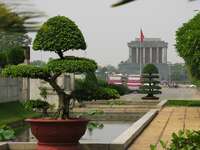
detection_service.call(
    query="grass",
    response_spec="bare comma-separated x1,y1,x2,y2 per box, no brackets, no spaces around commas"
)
166,100,200,107
0,101,40,126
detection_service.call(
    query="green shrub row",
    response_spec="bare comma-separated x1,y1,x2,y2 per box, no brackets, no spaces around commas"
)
166,100,200,107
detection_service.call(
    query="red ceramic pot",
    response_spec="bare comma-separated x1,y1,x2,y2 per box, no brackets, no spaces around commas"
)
26,118,89,150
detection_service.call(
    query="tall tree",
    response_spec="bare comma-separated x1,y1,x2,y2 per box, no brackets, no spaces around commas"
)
176,13,200,86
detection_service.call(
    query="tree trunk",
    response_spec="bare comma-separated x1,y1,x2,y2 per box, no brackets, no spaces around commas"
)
48,80,70,119
58,93,70,119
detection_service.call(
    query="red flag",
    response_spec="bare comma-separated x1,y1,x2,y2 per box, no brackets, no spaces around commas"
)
140,29,144,43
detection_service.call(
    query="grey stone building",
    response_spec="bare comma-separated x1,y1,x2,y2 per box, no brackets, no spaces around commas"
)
118,38,169,80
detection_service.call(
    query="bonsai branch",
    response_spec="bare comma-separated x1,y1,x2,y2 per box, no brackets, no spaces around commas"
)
56,50,64,59
51,73,62,81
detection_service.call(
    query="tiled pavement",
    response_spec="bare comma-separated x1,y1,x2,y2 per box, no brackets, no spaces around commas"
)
128,107,200,150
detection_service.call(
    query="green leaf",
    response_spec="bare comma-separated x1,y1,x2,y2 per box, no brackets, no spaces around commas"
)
3,130,15,140
150,144,157,150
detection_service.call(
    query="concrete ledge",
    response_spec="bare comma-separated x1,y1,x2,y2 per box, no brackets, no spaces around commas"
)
0,142,8,150
8,142,36,150
110,109,158,150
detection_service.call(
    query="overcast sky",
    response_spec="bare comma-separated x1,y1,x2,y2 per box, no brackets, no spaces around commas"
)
29,0,200,67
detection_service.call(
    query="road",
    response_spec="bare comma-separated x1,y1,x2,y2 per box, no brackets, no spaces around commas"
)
121,87,200,101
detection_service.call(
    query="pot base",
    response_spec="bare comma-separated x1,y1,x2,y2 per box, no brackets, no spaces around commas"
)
38,143,80,150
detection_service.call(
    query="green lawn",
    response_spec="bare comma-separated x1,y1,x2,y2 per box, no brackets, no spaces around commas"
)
166,100,200,107
0,101,40,126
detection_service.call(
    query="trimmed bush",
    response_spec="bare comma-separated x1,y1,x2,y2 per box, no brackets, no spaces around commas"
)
97,79,130,96
108,84,131,95
139,64,161,99
93,87,120,100
74,78,120,101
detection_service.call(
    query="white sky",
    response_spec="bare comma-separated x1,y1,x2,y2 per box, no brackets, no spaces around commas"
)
28,0,200,67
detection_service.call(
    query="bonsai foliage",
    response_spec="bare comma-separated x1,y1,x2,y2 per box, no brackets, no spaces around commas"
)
139,64,161,99
2,16,97,119
176,13,200,86
33,16,86,59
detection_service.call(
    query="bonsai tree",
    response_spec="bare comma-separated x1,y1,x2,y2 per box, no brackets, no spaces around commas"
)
176,13,200,86
1,16,97,119
139,64,161,99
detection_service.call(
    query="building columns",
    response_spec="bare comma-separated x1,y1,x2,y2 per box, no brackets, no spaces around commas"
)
143,47,145,64
164,47,167,63
156,47,159,63
150,47,152,63
136,48,139,64
129,47,132,63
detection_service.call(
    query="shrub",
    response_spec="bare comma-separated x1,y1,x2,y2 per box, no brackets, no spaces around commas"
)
93,87,120,100
74,78,120,101
23,99,50,116
150,130,200,150
73,89,94,102
97,79,109,87
97,79,130,96
108,84,131,95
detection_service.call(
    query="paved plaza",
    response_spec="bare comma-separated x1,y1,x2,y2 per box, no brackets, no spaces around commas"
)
122,87,200,101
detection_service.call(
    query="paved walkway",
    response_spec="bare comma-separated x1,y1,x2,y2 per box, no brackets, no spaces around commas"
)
128,107,200,150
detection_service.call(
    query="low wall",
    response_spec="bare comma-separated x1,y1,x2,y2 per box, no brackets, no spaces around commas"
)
0,78,25,103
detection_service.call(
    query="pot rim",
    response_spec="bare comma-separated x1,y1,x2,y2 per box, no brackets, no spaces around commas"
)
26,118,89,123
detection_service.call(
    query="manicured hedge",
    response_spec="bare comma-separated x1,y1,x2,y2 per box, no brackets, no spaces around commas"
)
166,100,200,107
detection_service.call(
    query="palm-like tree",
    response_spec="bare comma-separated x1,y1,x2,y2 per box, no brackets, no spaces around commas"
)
112,0,196,7
112,0,136,7
0,0,44,33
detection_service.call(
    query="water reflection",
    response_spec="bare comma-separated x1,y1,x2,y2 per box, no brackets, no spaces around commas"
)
15,121,132,143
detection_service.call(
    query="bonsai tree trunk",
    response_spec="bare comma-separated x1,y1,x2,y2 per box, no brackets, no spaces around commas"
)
48,79,71,119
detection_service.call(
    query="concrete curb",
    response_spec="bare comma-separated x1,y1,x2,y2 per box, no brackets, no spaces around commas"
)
157,99,168,109
110,109,158,150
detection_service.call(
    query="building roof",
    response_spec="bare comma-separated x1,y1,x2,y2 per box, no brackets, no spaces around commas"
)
128,38,168,48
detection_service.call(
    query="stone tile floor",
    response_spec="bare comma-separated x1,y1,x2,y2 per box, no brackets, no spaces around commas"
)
128,107,200,150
